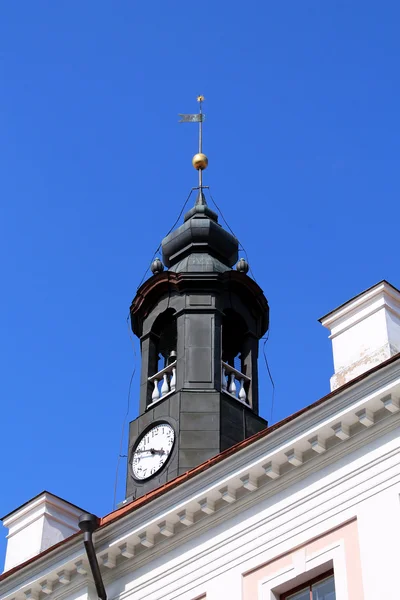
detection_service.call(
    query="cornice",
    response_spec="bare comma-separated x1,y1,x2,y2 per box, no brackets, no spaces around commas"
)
5,421,399,600
130,270,269,337
111,442,400,600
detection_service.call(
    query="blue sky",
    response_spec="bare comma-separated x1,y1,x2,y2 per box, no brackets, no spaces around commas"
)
1,1,400,565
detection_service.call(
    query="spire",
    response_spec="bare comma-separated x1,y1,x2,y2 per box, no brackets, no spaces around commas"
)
178,96,217,221
184,190,218,222
195,189,207,205
161,98,238,273
179,95,209,192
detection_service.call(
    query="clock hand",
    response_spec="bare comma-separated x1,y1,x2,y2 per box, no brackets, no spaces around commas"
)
136,448,166,455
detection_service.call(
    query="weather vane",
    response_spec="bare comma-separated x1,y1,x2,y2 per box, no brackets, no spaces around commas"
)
179,95,208,191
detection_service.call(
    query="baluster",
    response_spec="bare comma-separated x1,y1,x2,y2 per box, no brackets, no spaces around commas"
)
161,373,169,396
170,366,176,392
152,379,160,401
228,372,237,396
222,366,227,391
238,378,247,402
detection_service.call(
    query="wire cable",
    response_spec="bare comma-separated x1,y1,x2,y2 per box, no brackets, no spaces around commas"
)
207,190,258,282
208,189,274,419
112,317,137,510
207,190,238,238
209,187,273,417
136,189,195,289
113,188,196,507
262,332,276,423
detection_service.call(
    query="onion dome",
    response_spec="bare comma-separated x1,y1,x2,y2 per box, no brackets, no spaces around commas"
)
161,191,238,273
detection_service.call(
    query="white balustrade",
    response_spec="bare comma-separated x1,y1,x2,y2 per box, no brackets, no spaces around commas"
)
148,361,177,405
228,372,237,395
170,366,176,392
161,373,169,396
152,379,160,401
238,378,247,402
221,361,251,406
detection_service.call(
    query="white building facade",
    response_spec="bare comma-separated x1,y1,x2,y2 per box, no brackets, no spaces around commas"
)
1,280,400,600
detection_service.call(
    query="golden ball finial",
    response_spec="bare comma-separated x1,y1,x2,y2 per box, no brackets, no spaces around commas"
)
197,95,205,102
192,153,208,170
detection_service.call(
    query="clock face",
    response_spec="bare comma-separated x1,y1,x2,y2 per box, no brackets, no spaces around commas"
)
132,423,175,481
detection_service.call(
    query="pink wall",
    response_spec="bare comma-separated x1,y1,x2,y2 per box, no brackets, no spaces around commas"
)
243,519,363,599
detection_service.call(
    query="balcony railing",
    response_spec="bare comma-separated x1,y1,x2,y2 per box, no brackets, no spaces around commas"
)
148,361,177,405
148,360,250,407
221,361,251,406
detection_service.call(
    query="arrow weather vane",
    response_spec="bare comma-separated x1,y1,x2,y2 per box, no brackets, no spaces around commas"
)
179,95,208,190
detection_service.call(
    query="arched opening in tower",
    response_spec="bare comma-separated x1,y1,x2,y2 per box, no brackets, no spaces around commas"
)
222,308,248,373
147,308,177,405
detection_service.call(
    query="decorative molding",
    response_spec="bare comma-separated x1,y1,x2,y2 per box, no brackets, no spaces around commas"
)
23,589,39,600
99,419,400,599
241,474,259,491
100,553,117,569
139,532,154,548
158,520,175,537
309,435,326,454
74,560,87,575
177,510,194,527
4,434,400,600
258,540,347,600
39,580,53,595
112,455,400,600
357,408,374,427
220,487,236,504
382,394,400,413
119,542,135,558
263,462,280,479
199,499,215,515
332,422,350,440
99,368,400,559
285,450,303,467
57,570,71,585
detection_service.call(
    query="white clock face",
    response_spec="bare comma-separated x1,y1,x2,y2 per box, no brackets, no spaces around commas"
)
132,423,175,480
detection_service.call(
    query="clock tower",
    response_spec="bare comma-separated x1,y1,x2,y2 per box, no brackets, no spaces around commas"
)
125,99,269,500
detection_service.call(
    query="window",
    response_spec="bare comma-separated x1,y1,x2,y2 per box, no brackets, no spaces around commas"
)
282,572,335,600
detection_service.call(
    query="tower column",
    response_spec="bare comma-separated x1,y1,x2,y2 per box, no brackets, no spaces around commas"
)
242,334,260,412
139,332,159,414
177,306,223,391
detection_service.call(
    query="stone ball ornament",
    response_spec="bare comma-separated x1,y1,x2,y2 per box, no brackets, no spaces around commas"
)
151,258,164,275
236,258,249,274
192,153,208,170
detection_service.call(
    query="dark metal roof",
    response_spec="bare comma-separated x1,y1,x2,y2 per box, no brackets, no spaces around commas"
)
161,191,238,273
